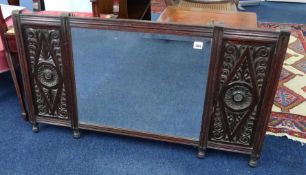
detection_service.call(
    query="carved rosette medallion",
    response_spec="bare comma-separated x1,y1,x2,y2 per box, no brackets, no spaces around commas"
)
224,84,253,111
24,27,69,120
209,41,273,146
37,63,60,88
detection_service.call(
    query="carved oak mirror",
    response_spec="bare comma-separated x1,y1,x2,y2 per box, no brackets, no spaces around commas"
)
13,12,290,167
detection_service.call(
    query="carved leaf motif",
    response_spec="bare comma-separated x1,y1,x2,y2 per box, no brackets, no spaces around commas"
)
24,27,69,120
224,109,248,135
209,41,273,146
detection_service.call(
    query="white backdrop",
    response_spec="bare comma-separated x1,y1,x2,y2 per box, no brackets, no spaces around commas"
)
44,0,92,12
0,4,25,18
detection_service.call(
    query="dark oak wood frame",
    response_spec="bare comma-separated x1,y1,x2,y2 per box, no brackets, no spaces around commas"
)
12,11,289,167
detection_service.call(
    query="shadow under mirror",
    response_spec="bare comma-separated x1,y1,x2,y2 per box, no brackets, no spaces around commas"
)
71,28,212,140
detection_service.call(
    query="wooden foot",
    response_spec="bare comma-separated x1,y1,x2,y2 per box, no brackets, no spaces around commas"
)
32,123,39,133
21,112,28,121
73,129,80,139
197,148,206,159
248,154,259,167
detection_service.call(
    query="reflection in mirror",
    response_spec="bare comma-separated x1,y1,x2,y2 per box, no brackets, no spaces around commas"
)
72,28,212,139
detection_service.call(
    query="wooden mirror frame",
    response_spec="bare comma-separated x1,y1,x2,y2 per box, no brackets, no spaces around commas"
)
12,11,289,167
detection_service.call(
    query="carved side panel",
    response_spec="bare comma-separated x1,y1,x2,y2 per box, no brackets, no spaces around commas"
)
208,40,274,146
23,27,69,120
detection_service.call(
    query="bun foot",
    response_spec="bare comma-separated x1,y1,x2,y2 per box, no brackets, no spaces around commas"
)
32,123,39,133
21,112,28,121
249,154,259,167
248,159,257,167
197,149,206,159
73,129,80,139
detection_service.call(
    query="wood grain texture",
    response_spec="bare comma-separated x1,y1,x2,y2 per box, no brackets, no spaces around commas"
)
157,6,257,29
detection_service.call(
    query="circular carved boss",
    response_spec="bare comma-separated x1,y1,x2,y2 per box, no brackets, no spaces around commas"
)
36,63,60,88
223,83,253,111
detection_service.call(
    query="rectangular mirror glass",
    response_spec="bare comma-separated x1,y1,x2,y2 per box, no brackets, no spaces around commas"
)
71,28,211,140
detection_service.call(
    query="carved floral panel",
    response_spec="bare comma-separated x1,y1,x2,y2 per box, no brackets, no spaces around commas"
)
23,27,69,120
208,40,275,146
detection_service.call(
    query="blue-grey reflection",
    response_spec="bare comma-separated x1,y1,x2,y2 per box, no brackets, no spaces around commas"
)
72,28,211,139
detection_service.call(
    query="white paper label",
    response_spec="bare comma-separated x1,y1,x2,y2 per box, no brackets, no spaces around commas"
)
193,41,203,50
